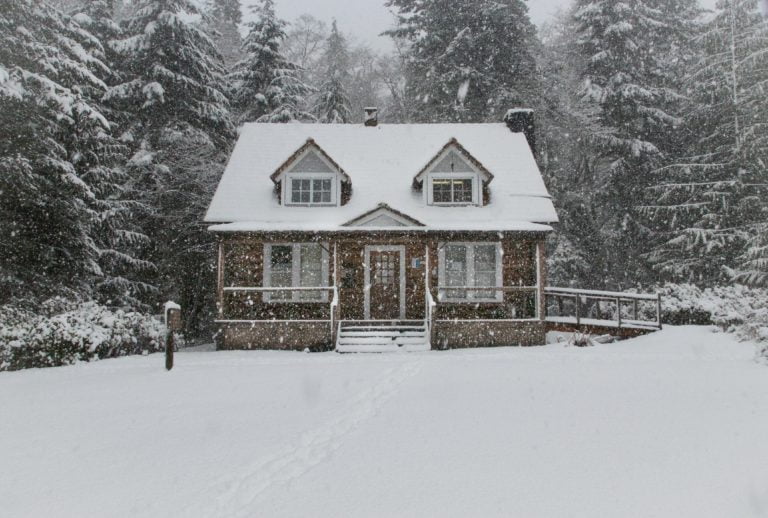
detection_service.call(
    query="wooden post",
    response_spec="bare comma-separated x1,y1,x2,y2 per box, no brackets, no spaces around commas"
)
164,301,181,371
656,293,663,329
575,294,581,326
331,242,338,342
217,241,224,318
165,330,174,371
425,243,434,348
616,297,622,328
633,299,638,321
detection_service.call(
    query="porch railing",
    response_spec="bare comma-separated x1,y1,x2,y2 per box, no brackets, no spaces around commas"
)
544,287,662,330
435,286,541,319
218,286,338,331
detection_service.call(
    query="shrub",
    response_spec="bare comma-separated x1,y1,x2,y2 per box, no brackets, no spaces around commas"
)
0,298,168,371
654,284,768,360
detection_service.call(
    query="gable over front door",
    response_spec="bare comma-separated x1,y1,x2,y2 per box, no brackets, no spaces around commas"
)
364,246,406,320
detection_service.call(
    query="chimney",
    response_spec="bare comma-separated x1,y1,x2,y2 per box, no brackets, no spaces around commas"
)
504,108,535,155
364,107,378,127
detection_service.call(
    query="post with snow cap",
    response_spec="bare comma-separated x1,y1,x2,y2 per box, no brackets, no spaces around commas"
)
364,107,378,127
164,301,181,371
504,108,535,155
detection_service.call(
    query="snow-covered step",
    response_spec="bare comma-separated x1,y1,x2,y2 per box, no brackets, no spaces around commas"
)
342,330,426,338
336,322,430,353
338,337,428,346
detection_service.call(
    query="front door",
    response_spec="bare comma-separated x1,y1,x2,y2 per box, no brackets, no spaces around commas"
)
366,248,403,320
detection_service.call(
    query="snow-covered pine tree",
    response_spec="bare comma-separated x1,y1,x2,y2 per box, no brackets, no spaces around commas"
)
736,227,768,286
61,0,156,307
385,0,541,123
107,0,234,331
646,0,768,285
108,0,233,146
0,0,129,303
536,9,609,288
229,0,313,123
207,0,243,68
315,20,351,123
571,0,700,288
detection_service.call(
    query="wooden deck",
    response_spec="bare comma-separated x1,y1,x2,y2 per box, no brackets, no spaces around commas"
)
544,287,662,337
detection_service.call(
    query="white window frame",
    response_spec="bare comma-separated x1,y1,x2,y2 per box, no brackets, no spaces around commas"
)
438,242,503,303
428,174,479,205
283,173,339,207
263,243,330,303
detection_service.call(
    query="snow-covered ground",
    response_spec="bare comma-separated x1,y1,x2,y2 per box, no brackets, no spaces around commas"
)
1,326,767,518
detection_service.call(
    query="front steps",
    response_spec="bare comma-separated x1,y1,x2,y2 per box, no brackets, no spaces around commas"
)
336,321,430,353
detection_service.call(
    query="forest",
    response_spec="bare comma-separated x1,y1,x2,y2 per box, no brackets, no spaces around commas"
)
0,0,766,366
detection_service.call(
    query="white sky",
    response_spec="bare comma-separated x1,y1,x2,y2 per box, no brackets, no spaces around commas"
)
243,0,721,52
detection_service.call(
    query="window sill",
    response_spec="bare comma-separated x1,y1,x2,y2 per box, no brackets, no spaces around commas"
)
263,299,330,304
284,203,338,207
437,299,505,304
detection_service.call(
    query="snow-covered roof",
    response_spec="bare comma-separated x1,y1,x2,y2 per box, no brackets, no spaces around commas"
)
205,123,558,232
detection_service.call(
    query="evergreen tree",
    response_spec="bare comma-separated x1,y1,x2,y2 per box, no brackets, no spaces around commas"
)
207,0,243,68
315,20,351,123
646,0,768,285
107,0,234,329
385,0,541,123
570,0,700,288
0,0,131,303
65,0,155,307
107,0,232,146
230,0,313,123
536,10,606,287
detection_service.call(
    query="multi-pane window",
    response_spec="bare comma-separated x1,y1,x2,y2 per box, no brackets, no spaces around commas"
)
431,178,474,204
268,245,294,301
264,243,328,302
289,178,333,205
439,243,502,302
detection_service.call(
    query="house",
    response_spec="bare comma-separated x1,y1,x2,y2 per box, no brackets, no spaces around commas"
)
205,108,559,352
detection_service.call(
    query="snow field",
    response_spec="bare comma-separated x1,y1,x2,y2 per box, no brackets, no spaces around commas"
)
1,326,767,517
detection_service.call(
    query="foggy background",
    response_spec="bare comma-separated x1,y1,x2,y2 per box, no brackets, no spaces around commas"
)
251,0,721,49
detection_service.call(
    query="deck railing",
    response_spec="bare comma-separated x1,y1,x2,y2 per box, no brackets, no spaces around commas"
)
544,287,662,330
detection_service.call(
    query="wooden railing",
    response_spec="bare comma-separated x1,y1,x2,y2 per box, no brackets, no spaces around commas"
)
544,287,662,330
436,286,540,319
218,286,337,326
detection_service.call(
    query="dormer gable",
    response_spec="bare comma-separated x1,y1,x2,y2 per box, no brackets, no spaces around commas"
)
414,139,492,207
270,139,349,207
342,203,425,228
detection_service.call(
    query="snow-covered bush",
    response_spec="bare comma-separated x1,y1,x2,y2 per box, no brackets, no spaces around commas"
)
0,299,167,371
656,284,768,357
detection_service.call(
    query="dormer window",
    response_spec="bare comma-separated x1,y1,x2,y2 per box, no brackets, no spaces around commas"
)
433,178,474,204
415,140,492,207
274,143,347,207
290,178,333,205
